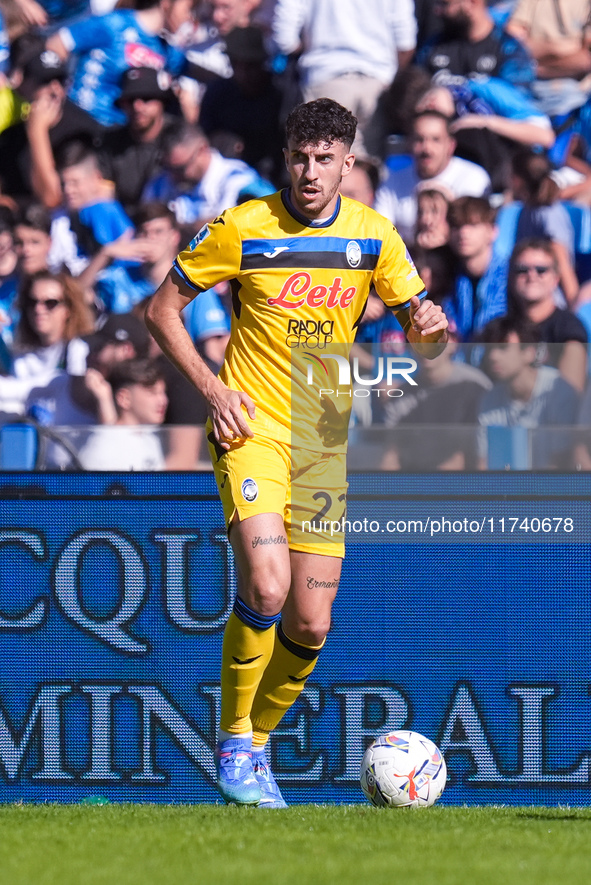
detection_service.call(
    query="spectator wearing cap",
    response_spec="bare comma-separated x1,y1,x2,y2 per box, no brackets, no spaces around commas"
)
199,26,283,183
99,67,178,216
45,0,216,130
132,288,229,469
0,34,103,208
24,312,152,428
142,119,273,233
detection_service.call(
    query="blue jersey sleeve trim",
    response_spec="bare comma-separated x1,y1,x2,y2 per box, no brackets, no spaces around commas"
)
391,288,427,313
172,260,204,293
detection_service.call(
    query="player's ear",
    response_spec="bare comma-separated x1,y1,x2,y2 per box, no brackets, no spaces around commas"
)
341,152,355,178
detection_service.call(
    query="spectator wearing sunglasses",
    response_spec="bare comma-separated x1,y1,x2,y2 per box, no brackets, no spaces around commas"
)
0,204,55,353
507,149,579,305
0,271,94,414
507,237,587,392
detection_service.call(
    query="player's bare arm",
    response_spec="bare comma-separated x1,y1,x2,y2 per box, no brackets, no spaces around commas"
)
406,294,449,358
145,270,255,448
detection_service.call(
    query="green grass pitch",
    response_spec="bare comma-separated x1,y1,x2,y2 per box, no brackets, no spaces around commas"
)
2,804,591,885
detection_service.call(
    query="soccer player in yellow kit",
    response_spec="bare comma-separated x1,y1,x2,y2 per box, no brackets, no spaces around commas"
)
146,99,448,807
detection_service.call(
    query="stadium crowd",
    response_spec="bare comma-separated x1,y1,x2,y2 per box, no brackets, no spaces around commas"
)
0,0,590,469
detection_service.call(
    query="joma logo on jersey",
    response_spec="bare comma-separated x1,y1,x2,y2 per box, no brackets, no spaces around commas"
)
268,272,356,310
286,319,334,348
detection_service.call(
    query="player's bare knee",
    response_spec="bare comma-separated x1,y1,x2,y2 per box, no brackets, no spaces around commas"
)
245,566,290,617
288,617,330,648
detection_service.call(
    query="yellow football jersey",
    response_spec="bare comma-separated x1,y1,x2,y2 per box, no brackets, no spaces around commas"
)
175,190,425,453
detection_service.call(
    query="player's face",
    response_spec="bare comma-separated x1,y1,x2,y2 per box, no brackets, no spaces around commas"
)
411,117,455,180
284,140,355,220
511,248,559,305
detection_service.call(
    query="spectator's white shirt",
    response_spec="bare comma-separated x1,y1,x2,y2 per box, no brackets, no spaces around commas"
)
78,426,165,470
48,213,91,277
374,156,492,243
0,339,89,415
272,0,416,88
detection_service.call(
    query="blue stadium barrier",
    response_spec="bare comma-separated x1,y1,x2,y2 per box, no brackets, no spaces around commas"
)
0,471,589,806
0,423,39,470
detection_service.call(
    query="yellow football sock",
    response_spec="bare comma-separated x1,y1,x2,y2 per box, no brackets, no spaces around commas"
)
219,607,278,735
251,622,324,748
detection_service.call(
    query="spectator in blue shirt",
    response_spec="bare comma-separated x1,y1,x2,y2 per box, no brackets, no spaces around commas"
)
143,120,274,232
443,196,508,341
76,201,181,314
50,141,134,280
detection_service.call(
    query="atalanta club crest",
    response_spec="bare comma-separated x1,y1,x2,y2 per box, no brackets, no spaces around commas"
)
346,241,361,268
241,478,258,502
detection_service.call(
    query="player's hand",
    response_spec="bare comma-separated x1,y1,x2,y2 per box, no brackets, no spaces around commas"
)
209,386,255,450
408,295,448,343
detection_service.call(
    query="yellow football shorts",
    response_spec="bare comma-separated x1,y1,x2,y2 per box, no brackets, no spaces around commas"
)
207,431,348,557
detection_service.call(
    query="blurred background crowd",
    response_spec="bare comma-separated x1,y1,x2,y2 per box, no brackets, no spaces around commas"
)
0,0,590,470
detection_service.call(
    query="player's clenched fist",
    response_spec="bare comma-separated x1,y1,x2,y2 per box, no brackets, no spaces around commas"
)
408,295,448,343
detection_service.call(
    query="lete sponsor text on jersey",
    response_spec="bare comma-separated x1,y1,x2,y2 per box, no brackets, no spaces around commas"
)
268,273,356,310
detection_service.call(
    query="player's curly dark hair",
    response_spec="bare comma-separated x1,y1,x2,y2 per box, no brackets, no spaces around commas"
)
285,99,357,149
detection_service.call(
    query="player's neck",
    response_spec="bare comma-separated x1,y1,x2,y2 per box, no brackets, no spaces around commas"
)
285,188,340,226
